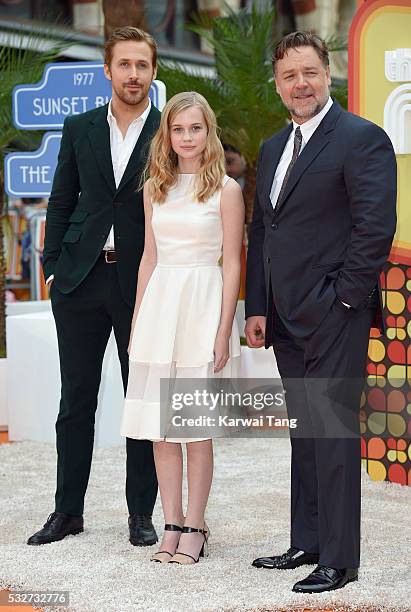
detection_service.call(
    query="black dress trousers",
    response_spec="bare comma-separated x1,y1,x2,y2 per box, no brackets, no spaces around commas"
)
272,296,377,569
50,257,158,516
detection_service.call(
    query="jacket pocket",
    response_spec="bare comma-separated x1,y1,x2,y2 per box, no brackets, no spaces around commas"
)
63,229,82,243
312,260,344,269
69,209,89,223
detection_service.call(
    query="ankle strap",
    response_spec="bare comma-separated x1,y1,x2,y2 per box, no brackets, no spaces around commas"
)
182,526,205,534
164,524,183,532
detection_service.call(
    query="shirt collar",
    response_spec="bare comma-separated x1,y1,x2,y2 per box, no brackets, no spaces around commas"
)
107,98,152,126
292,97,333,142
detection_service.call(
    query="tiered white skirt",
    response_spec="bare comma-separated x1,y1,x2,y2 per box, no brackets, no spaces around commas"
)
121,264,241,442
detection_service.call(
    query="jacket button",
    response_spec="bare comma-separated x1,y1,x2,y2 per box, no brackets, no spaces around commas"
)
101,234,106,238
266,256,270,264
113,201,123,208
271,222,278,230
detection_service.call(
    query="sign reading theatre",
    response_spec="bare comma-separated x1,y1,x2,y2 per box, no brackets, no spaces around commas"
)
5,133,62,197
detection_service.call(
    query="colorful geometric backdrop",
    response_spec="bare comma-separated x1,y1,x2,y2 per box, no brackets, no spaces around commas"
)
362,263,411,485
349,0,411,485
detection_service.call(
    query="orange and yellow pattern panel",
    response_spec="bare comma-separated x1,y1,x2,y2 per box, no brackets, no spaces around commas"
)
362,263,411,485
349,0,411,485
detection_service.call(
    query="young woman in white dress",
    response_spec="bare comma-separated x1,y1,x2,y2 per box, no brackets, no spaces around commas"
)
121,91,244,564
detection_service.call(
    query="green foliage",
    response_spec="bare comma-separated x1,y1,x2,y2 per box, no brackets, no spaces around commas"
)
0,34,66,155
325,34,349,54
330,82,348,110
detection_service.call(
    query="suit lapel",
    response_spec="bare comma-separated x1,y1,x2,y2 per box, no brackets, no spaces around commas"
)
88,105,116,194
262,124,293,208
274,128,330,214
116,105,161,195
275,101,342,215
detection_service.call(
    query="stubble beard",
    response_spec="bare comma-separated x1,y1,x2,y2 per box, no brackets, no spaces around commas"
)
288,91,329,121
114,83,149,107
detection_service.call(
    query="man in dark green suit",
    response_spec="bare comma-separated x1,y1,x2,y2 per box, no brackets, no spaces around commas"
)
28,27,161,546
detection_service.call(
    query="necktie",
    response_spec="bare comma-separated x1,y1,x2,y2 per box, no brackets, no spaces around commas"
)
276,126,303,208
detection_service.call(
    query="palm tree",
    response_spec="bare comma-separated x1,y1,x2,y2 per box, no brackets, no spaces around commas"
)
157,3,348,222
0,37,64,357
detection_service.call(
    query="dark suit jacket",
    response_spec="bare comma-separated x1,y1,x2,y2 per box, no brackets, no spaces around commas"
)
245,101,397,344
43,103,161,306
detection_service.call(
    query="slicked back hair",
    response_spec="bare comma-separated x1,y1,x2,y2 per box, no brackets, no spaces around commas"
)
104,26,157,69
272,31,329,74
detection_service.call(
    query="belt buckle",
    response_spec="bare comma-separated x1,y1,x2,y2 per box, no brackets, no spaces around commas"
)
105,251,116,264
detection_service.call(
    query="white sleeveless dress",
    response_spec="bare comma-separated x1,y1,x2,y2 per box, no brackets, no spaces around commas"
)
121,174,241,442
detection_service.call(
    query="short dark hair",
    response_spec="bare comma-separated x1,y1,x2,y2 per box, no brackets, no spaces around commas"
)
104,26,157,69
272,31,329,73
223,143,241,155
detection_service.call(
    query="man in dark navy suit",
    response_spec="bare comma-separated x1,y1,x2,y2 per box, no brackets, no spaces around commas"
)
245,32,397,593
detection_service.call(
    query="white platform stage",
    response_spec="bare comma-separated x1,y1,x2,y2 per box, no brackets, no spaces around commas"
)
6,301,278,448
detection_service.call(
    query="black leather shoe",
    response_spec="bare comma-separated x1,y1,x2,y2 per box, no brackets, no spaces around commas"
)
128,514,158,546
292,565,358,593
27,512,83,545
252,546,319,569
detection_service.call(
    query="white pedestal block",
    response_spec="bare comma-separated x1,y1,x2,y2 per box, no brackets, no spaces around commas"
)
6,300,51,317
0,358,7,428
7,310,124,448
6,304,279,447
240,345,279,379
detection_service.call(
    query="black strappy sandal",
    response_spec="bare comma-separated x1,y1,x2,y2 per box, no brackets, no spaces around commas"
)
150,524,183,563
169,523,210,564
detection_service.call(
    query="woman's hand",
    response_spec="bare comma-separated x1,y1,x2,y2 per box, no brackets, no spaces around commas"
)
213,329,230,373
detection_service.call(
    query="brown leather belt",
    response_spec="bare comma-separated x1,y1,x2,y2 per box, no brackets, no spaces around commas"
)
101,250,117,263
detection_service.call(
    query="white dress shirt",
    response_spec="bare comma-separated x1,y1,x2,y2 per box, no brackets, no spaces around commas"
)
270,97,333,209
104,98,152,250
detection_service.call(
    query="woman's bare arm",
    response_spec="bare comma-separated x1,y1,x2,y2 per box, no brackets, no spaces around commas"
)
214,178,245,372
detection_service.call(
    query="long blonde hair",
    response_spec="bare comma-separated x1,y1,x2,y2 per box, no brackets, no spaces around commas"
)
145,92,226,203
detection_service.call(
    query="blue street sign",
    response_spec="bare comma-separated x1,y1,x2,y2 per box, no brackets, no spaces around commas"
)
13,61,166,129
5,132,62,197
